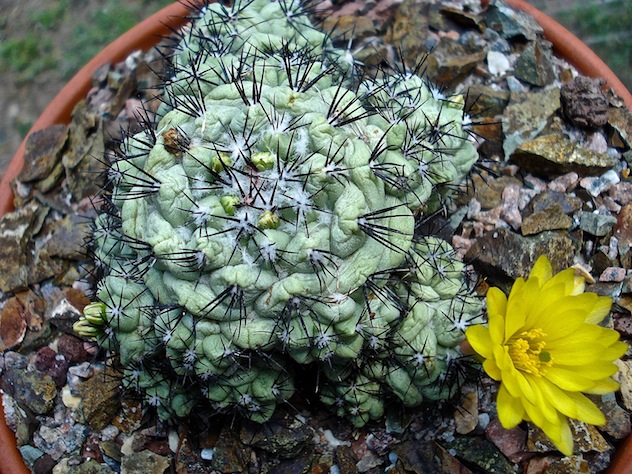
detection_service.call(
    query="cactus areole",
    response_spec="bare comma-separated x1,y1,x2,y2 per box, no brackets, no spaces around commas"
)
77,0,483,426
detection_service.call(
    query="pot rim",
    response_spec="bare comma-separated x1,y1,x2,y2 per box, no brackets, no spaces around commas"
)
0,1,630,472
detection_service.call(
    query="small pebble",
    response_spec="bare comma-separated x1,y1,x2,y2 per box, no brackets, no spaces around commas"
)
487,51,511,76
599,267,626,282
580,169,620,197
548,171,579,192
200,448,214,460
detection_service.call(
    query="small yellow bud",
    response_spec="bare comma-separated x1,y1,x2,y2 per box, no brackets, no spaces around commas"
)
211,152,232,173
220,196,240,215
83,302,107,325
257,210,280,229
251,151,275,171
73,318,101,339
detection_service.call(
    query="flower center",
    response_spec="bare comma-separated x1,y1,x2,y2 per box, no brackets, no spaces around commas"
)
507,328,552,376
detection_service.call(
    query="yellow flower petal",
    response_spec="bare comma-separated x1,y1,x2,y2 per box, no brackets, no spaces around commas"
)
584,295,613,324
527,294,597,337
482,359,502,381
571,392,606,426
486,287,507,345
529,255,552,287
497,384,524,429
541,416,574,456
545,365,612,391
465,325,494,359
536,377,605,425
548,342,614,366
585,377,620,395
506,276,539,339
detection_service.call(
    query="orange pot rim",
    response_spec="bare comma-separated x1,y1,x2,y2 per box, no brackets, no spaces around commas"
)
0,1,630,473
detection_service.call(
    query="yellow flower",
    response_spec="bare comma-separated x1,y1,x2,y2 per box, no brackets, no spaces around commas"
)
465,255,627,455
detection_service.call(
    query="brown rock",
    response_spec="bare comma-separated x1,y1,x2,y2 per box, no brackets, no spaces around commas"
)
614,359,632,411
0,297,27,351
41,214,90,260
35,346,69,387
485,417,530,463
77,366,123,430
2,370,57,415
467,175,522,210
502,88,560,139
433,442,474,473
454,391,479,435
426,40,487,85
616,298,632,317
511,133,619,177
334,445,359,474
465,228,579,285
609,182,632,206
607,106,632,149
58,334,92,364
472,118,505,158
0,202,48,293
570,419,611,453
82,434,105,464
526,455,589,474
321,14,377,41
387,0,430,61
524,190,582,216
521,203,573,235
18,124,68,183
465,85,510,118
121,451,171,474
560,76,608,129
614,203,632,248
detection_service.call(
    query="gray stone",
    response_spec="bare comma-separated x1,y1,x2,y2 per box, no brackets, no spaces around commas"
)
240,414,314,458
578,210,618,237
515,41,555,87
502,88,560,157
19,445,45,466
121,450,171,474
600,399,632,440
2,370,57,415
485,0,543,40
443,435,515,473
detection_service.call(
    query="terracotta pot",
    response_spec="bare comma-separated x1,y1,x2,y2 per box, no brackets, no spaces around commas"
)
0,1,630,472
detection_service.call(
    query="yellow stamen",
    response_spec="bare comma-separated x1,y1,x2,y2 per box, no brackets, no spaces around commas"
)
507,328,552,376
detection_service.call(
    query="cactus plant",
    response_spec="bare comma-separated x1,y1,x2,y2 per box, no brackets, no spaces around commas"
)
75,0,483,426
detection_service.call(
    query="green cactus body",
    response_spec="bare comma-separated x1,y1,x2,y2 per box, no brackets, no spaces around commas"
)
79,0,483,425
